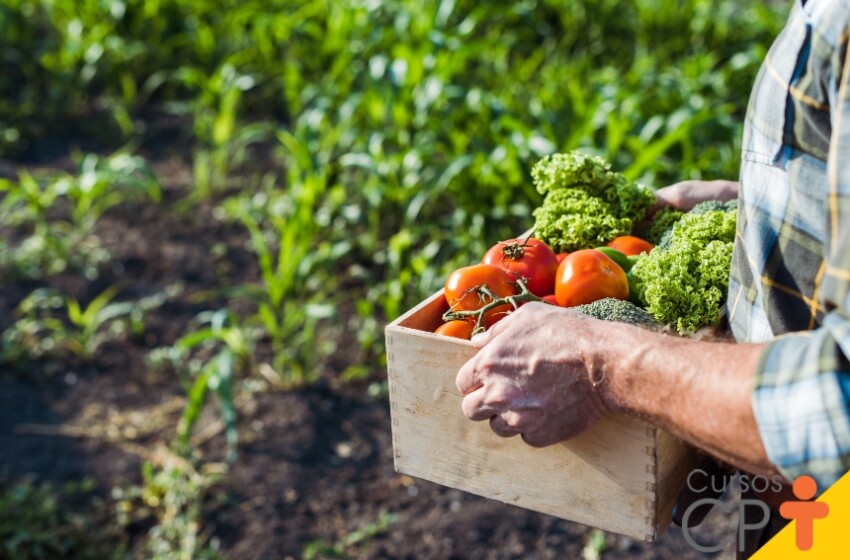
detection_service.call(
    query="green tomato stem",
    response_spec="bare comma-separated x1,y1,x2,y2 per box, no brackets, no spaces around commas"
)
442,278,542,334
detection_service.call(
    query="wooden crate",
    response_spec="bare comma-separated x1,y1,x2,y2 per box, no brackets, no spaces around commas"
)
385,290,702,542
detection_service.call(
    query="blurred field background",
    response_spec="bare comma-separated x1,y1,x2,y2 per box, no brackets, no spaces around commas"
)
0,1,785,558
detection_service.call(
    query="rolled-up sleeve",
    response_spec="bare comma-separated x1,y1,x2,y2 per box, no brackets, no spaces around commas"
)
751,33,850,491
753,320,850,489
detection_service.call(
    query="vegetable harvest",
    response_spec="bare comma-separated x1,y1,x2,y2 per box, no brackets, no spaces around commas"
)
481,236,559,297
432,151,739,339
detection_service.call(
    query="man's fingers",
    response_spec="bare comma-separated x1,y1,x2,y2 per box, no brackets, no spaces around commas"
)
469,308,516,348
469,330,490,348
649,199,667,216
489,415,521,438
521,410,598,447
651,186,680,214
456,353,483,396
461,389,501,421
521,430,559,448
458,312,518,394
490,410,547,438
461,380,518,420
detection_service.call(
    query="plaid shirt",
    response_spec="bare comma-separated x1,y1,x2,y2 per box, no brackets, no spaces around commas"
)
728,0,850,491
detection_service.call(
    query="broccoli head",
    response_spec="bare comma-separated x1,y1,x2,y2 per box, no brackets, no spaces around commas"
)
572,297,659,327
688,199,727,215
531,152,655,253
689,199,738,215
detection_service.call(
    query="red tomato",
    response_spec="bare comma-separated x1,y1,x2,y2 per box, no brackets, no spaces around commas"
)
541,294,560,306
555,249,629,307
607,235,654,256
481,237,559,297
434,320,475,340
445,264,518,327
556,252,570,265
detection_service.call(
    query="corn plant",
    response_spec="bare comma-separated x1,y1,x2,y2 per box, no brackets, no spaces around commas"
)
0,170,78,278
149,310,253,463
581,529,607,560
1,285,165,366
220,135,337,385
63,152,161,231
0,475,123,560
269,0,784,337
0,151,160,280
302,512,396,560
113,459,224,560
171,60,272,198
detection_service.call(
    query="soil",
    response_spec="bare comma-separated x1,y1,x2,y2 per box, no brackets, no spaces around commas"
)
0,145,743,559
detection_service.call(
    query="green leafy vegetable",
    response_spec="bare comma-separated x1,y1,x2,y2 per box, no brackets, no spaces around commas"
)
690,199,738,215
644,207,684,245
573,297,658,327
631,204,737,333
532,152,655,252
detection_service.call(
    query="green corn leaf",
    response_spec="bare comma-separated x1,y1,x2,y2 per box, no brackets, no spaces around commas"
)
79,285,121,327
210,350,238,463
179,367,212,450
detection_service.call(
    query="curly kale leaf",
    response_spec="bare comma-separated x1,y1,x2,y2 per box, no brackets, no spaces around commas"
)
644,207,684,245
647,199,737,248
631,207,737,334
533,190,634,251
531,152,655,253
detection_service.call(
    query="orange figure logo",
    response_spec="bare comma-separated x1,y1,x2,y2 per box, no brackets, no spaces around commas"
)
779,475,830,551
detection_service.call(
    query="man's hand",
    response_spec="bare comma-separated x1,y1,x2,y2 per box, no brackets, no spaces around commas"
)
651,180,739,214
454,300,778,478
455,303,611,447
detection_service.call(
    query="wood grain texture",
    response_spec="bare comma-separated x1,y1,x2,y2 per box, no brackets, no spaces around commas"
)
652,427,704,538
386,289,700,541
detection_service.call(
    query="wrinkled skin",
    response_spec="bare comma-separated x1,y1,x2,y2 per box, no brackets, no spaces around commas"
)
456,303,610,447
651,180,739,214
455,181,779,478
456,301,772,476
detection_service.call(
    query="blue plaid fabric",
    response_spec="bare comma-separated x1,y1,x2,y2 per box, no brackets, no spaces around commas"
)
727,0,850,491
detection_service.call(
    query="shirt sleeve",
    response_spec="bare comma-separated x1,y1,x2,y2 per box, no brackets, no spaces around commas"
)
751,32,850,493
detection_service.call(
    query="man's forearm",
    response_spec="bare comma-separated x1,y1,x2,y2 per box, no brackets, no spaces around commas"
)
455,303,779,476
597,324,777,477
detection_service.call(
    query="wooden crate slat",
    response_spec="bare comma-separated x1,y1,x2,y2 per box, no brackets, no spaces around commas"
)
386,289,700,541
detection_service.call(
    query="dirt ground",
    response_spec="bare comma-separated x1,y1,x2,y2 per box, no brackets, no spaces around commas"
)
0,148,743,559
